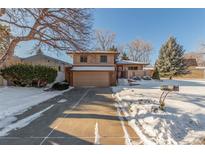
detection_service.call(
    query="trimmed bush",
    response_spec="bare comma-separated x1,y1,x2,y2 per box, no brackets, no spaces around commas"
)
0,64,57,87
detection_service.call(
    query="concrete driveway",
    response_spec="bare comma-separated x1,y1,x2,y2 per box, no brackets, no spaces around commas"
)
0,88,139,145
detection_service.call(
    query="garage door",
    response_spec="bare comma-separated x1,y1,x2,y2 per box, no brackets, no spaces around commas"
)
73,72,110,87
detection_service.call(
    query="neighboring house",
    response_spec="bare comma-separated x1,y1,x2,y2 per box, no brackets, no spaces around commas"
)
0,54,22,86
181,53,205,79
19,50,72,82
0,50,71,86
20,50,70,71
184,52,205,66
0,55,21,67
66,51,118,87
143,65,154,76
116,60,151,79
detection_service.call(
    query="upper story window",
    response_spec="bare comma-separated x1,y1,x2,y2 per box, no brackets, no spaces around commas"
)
128,66,138,70
100,55,107,63
80,55,87,63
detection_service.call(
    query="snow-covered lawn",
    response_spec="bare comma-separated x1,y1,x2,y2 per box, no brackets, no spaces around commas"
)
113,79,205,144
0,86,72,136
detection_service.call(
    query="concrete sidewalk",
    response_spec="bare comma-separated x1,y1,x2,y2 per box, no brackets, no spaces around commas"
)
0,88,139,145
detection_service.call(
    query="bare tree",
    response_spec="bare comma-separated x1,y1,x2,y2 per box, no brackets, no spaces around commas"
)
117,44,128,60
0,24,10,55
94,29,116,50
127,39,152,63
0,8,92,64
117,44,126,55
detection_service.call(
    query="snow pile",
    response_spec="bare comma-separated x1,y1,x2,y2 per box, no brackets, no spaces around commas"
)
129,99,200,144
113,79,205,144
117,78,129,86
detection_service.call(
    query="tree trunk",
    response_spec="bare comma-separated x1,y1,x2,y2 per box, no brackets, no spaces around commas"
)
0,39,20,66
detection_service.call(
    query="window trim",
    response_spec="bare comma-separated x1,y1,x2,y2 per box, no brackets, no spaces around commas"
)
100,55,108,63
128,66,138,70
80,55,87,63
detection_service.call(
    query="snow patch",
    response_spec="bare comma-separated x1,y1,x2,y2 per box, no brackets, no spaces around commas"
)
94,122,100,145
57,99,67,103
0,117,17,129
0,86,73,134
117,79,129,86
55,72,65,82
0,105,54,136
112,79,205,144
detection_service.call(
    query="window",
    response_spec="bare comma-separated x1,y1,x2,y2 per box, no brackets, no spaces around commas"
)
134,66,138,70
100,55,107,63
128,66,138,70
80,55,87,63
128,67,132,70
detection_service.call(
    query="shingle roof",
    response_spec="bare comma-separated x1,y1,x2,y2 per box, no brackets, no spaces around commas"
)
183,59,198,67
143,65,154,70
116,60,149,65
184,52,205,67
20,52,71,65
67,51,118,54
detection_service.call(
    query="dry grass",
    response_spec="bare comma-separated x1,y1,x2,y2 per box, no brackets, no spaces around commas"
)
175,67,205,79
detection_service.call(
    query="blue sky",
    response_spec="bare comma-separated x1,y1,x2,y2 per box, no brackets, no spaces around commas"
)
15,9,205,64
93,8,205,64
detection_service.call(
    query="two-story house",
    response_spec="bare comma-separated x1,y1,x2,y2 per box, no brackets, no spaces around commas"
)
65,51,118,87
65,51,152,87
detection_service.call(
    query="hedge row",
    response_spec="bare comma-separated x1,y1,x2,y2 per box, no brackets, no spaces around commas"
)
0,64,57,87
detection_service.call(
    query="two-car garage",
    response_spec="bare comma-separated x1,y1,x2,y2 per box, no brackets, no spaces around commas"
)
66,66,116,87
73,72,110,87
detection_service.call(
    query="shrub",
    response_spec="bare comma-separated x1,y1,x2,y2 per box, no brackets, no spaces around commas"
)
0,64,57,87
51,82,69,90
152,67,160,80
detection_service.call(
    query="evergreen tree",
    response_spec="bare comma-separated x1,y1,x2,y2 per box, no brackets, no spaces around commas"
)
152,67,160,80
109,45,118,52
108,45,119,62
156,36,187,79
121,52,129,60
